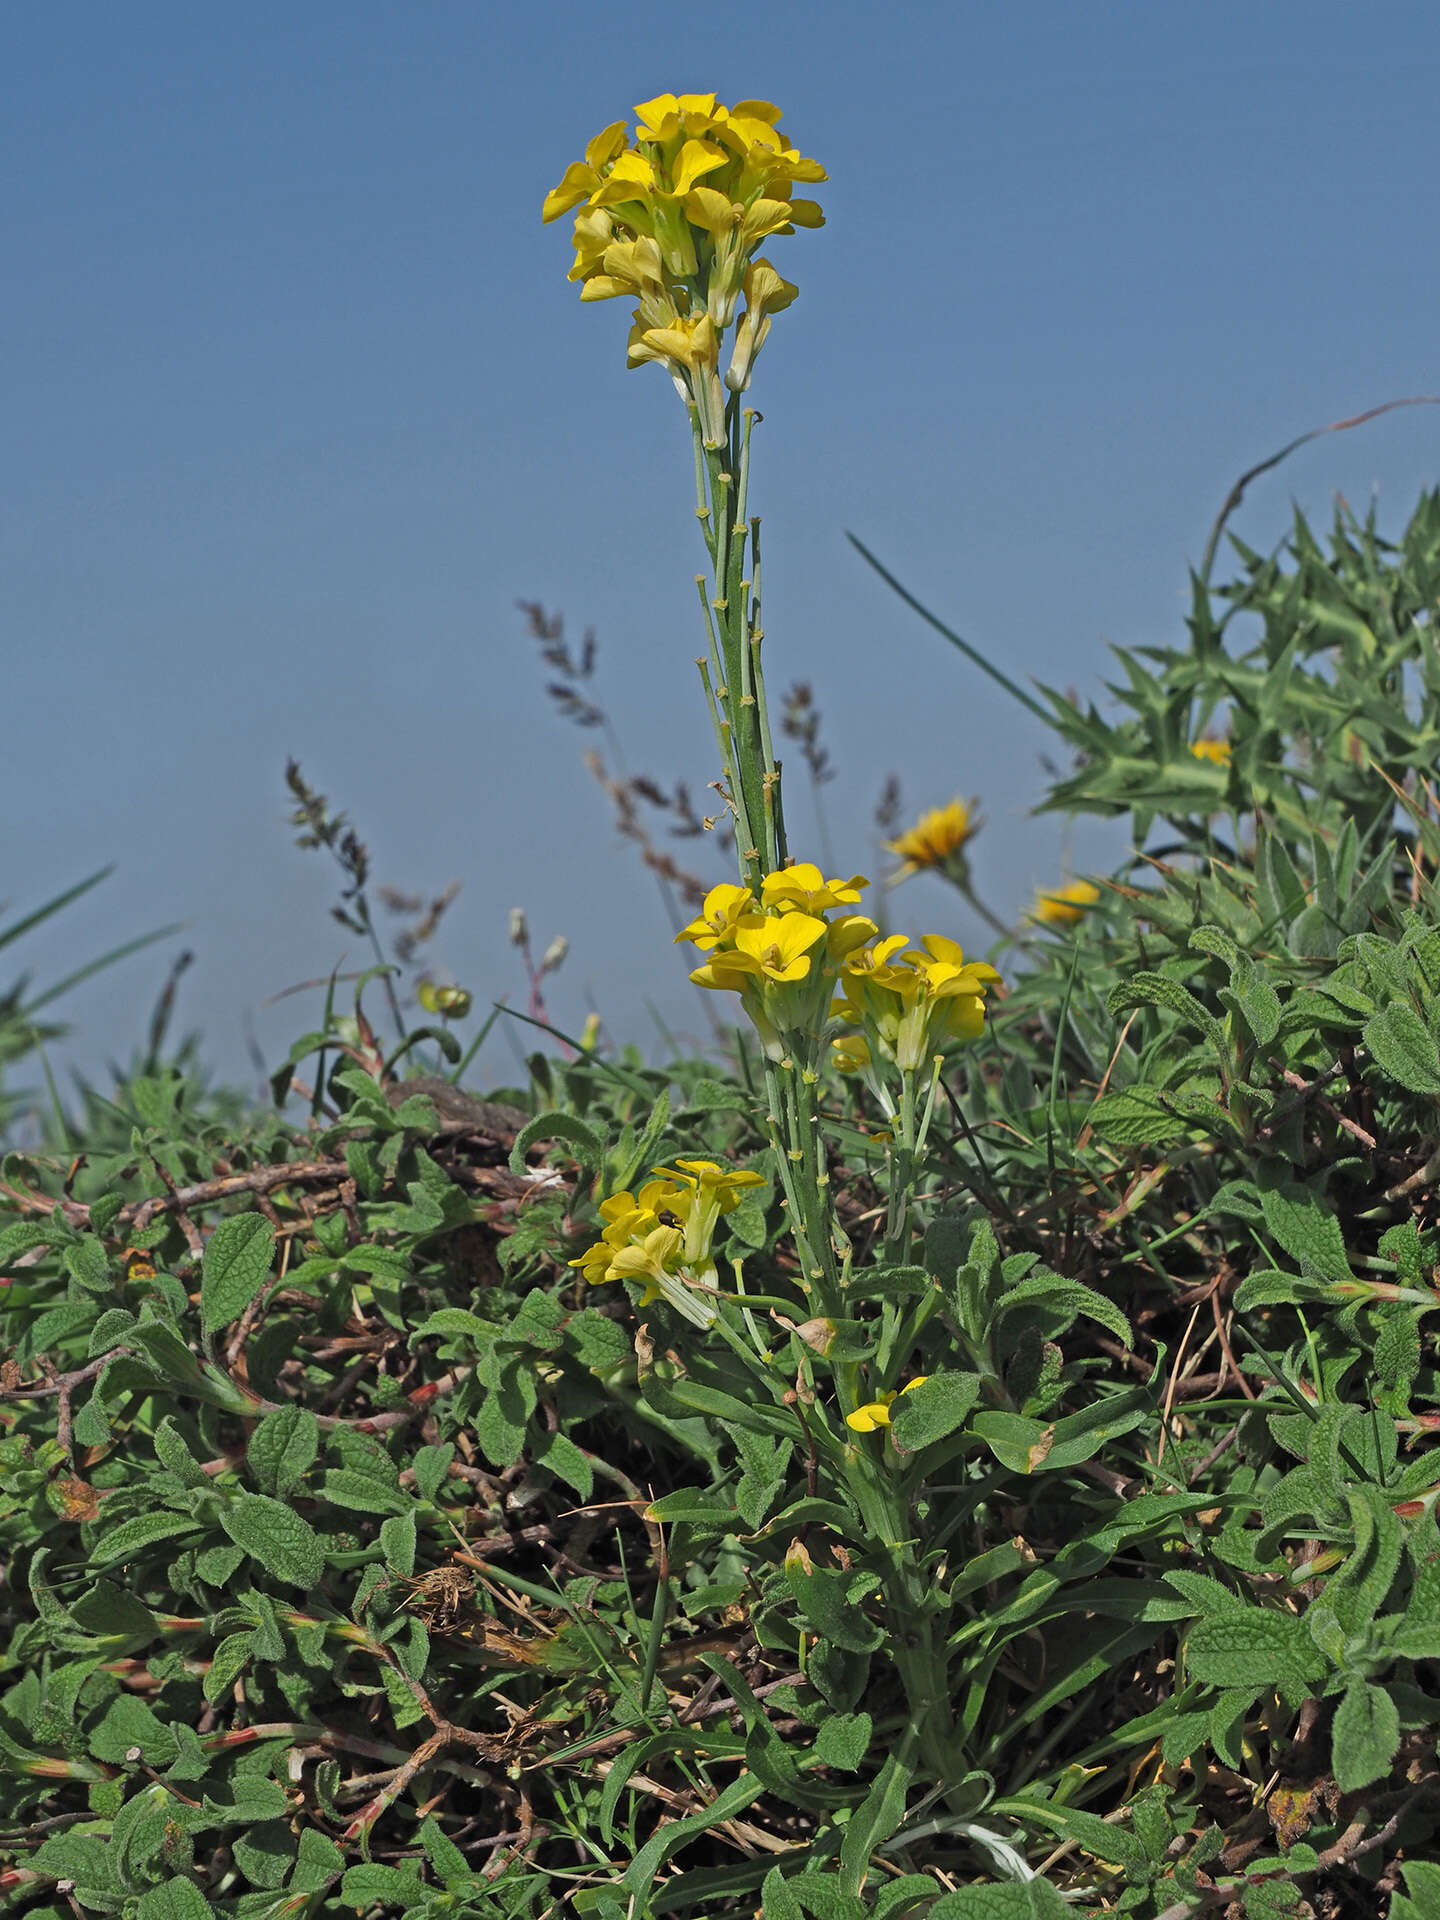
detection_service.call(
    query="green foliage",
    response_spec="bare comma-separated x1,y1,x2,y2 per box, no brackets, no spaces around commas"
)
8,496,1440,1917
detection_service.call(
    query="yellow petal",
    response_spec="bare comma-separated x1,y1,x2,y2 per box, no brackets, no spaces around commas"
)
542,162,599,223
683,185,739,239
672,136,729,196
584,119,630,172
633,93,682,137
729,99,783,126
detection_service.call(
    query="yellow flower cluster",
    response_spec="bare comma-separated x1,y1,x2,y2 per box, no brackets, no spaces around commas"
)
888,797,979,882
541,94,825,440
570,1157,765,1328
676,863,1000,1073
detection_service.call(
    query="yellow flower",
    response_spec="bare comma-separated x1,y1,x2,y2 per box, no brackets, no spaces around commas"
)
690,910,827,990
831,1033,871,1075
888,799,979,880
569,1161,761,1329
1031,880,1101,927
629,309,720,374
650,1157,766,1267
726,258,798,392
826,913,879,961
835,934,998,1071
846,1377,929,1433
542,94,824,415
675,882,756,950
1191,737,1231,766
761,863,867,916
540,120,632,223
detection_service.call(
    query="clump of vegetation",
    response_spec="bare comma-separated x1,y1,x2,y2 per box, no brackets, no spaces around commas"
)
5,87,1440,1920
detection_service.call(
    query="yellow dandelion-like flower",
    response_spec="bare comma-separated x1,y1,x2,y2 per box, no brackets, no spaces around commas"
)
888,799,979,881
1191,738,1231,766
1031,880,1101,927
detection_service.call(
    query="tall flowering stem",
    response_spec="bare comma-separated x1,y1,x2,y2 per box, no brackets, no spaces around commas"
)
543,93,845,1298
542,96,1005,1785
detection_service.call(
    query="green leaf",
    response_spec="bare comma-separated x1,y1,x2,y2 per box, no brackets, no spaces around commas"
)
339,1864,428,1910
838,1741,915,1898
1234,1267,1326,1310
1106,971,1222,1044
319,1469,410,1515
971,1409,1054,1474
534,1428,594,1500
1331,1679,1399,1792
232,1818,295,1890
218,1492,324,1587
995,1798,1149,1879
1260,1183,1354,1281
645,1486,739,1531
508,1109,603,1174
200,1213,276,1333
412,1443,455,1501
154,1416,208,1488
1394,1861,1440,1920
63,1237,112,1294
686,1077,752,1111
380,1511,417,1576
202,1778,289,1824
813,1711,871,1771
1365,1001,1440,1094
90,1695,179,1765
609,1087,671,1190
194,1542,245,1587
202,1632,254,1704
136,1878,217,1920
889,1371,982,1451
786,1563,882,1653
622,1769,766,1893
416,1813,469,1886
90,1510,203,1570
568,1309,633,1371
1086,1086,1191,1145
786,1880,868,1920
246,1405,319,1499
997,1270,1132,1347
1186,1609,1323,1695
927,1883,1070,1918
761,1868,804,1920
289,1827,345,1893
872,1879,947,1920
33,1834,120,1896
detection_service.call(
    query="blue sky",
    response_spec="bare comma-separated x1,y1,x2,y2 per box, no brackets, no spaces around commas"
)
6,0,1439,1098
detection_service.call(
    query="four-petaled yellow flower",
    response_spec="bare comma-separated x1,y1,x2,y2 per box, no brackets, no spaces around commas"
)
846,1377,929,1432
761,864,867,915
888,798,980,881
675,882,756,951
690,910,828,990
1031,880,1101,927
